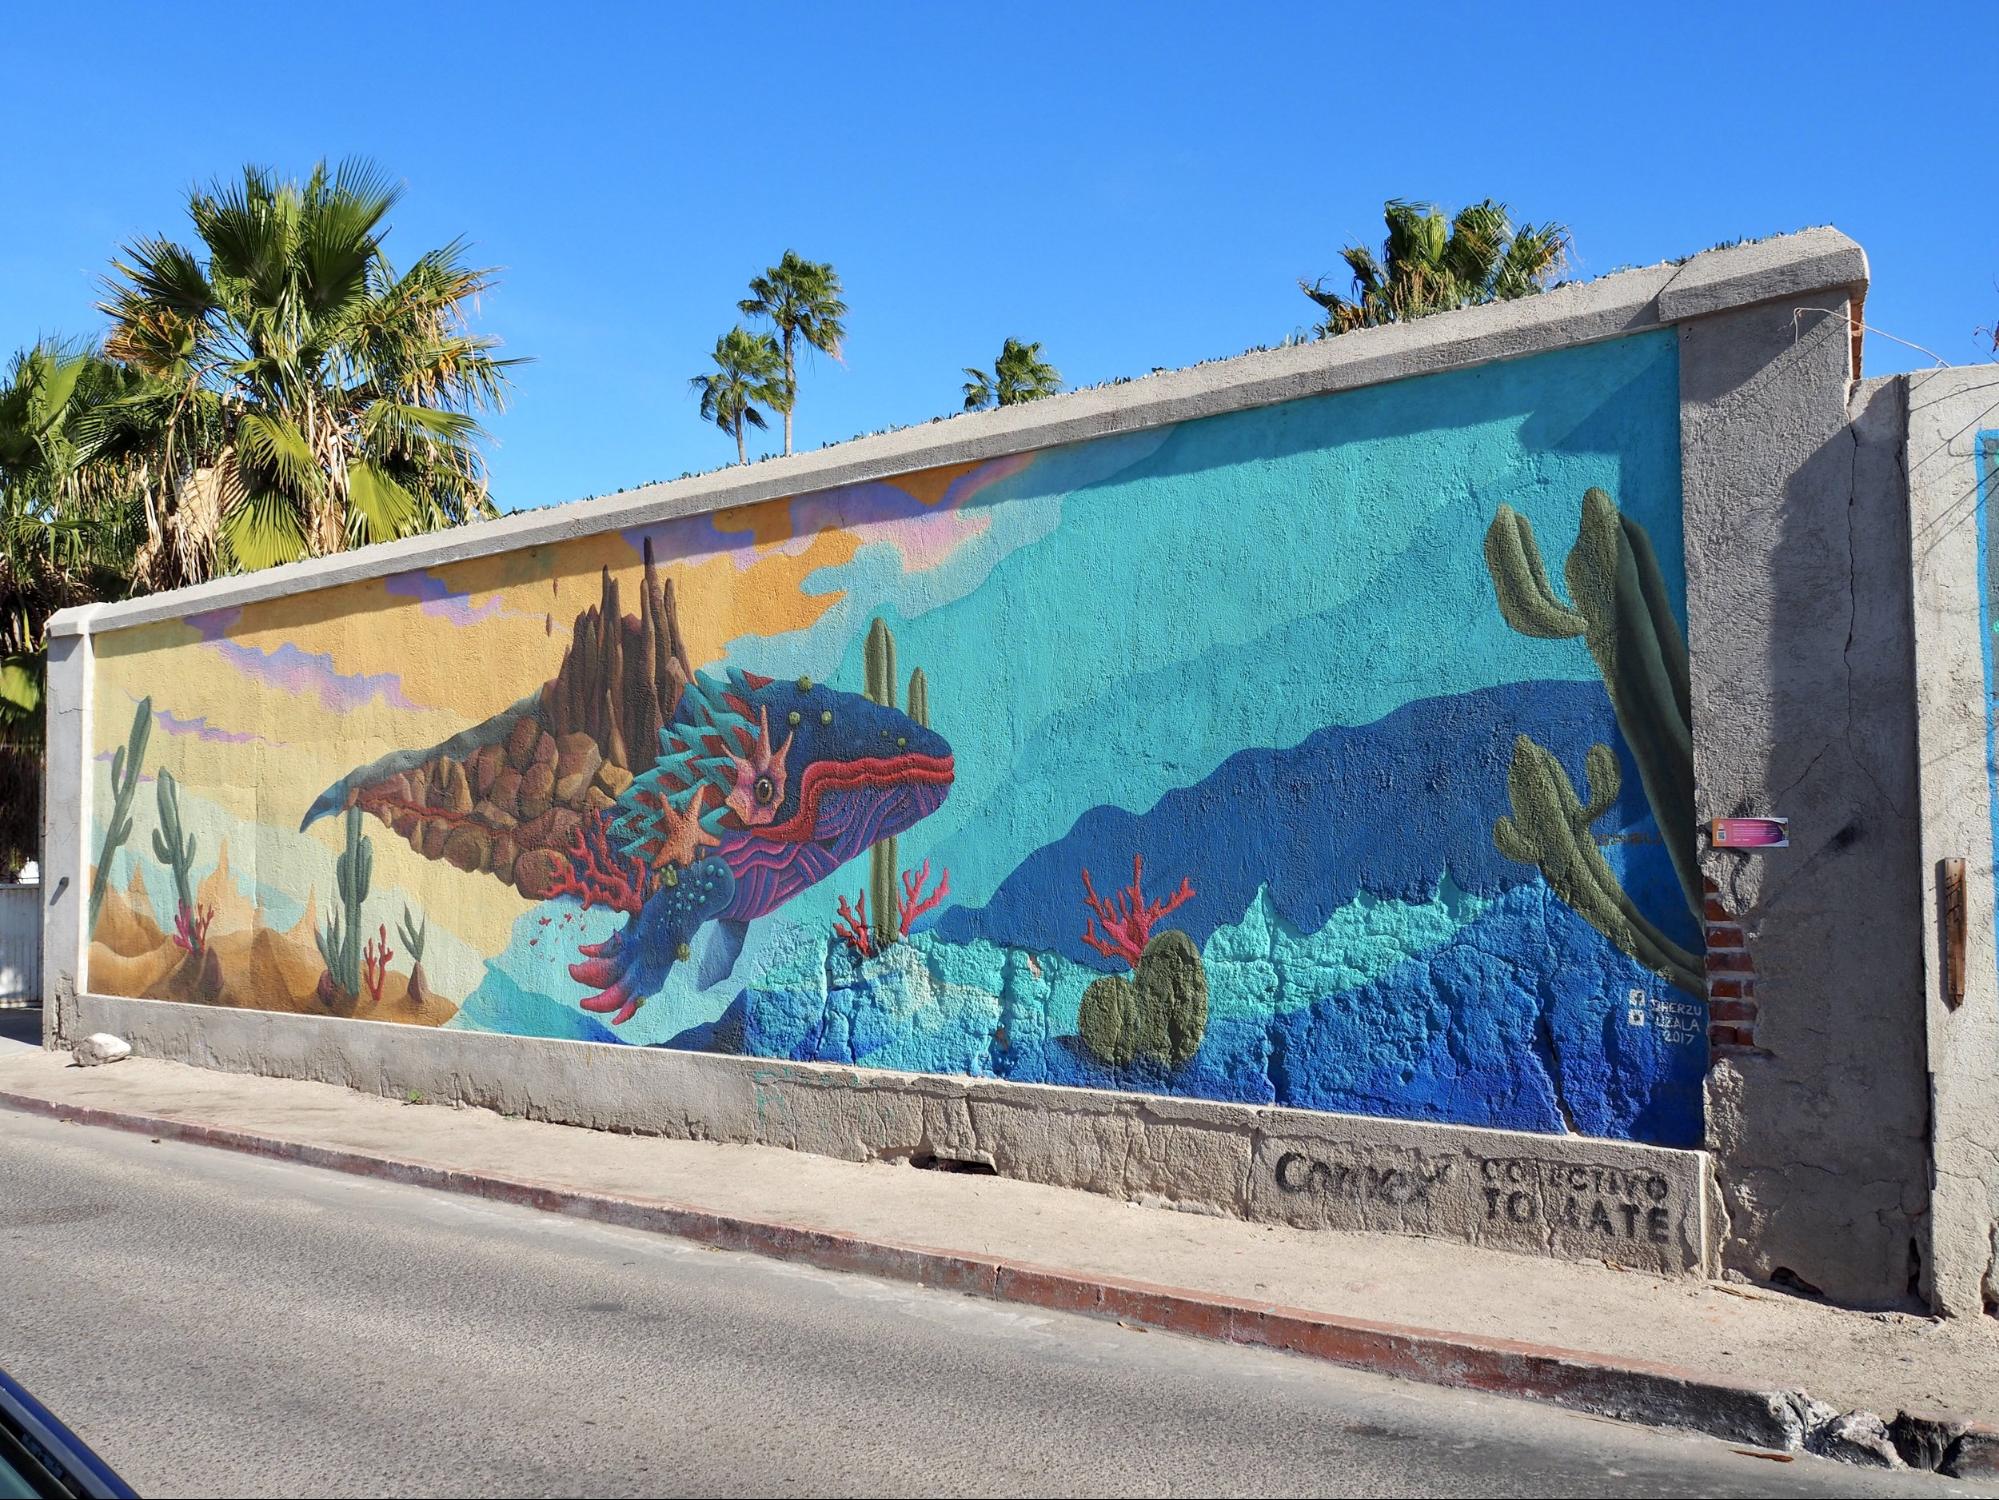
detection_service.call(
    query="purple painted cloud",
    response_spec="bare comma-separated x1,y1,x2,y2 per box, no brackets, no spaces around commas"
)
385,567,507,626
185,607,243,642
212,639,421,712
150,706,267,745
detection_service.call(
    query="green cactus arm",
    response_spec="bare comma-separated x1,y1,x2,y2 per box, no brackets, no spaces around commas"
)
907,668,929,729
1581,744,1622,823
864,618,897,710
1565,491,1698,917
1484,507,1588,639
126,697,152,770
1619,508,1691,730
1494,814,1537,866
1495,736,1702,994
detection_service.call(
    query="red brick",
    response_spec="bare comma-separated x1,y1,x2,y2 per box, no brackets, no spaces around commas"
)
1705,950,1754,973
1708,1024,1749,1047
1708,977,1753,999
1704,924,1745,950
1703,896,1734,922
1708,1000,1758,1023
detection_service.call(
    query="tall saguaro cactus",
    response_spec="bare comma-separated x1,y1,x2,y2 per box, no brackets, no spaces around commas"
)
151,770,202,955
1484,488,1701,994
864,618,901,952
316,806,374,999
88,697,152,934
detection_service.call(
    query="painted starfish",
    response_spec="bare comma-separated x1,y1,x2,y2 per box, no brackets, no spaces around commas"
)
636,782,720,872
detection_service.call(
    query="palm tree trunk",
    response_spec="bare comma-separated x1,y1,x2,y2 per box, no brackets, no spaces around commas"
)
781,329,795,457
735,415,746,466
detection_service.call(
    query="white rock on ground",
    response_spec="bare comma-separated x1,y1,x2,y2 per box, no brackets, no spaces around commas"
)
72,1033,132,1067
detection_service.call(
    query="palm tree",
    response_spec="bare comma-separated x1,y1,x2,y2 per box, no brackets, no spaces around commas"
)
690,327,789,465
0,343,148,871
1301,199,1571,337
963,338,1062,411
97,157,518,574
739,251,846,456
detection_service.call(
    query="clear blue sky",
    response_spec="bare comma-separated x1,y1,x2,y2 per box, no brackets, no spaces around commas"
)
4,2,1993,512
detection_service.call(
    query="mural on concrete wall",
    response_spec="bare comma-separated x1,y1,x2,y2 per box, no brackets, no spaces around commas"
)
85,331,1705,1146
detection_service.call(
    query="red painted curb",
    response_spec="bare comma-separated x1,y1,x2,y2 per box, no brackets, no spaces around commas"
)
0,1087,1889,1455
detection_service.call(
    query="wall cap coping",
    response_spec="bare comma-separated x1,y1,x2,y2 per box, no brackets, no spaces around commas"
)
48,226,1867,640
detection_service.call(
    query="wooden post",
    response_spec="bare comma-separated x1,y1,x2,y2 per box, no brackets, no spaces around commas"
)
1941,857,1967,1008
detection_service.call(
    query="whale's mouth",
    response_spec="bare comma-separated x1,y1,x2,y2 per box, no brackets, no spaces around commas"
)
761,753,954,844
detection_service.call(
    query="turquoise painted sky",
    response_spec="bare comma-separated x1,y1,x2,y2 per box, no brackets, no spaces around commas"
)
798,331,1682,909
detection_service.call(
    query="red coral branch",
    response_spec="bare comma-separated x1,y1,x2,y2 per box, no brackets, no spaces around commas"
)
898,860,950,936
1079,854,1194,969
548,813,648,915
834,890,874,958
171,901,214,955
362,924,392,1007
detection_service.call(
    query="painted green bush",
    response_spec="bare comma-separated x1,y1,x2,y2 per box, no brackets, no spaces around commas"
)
1078,930,1209,1068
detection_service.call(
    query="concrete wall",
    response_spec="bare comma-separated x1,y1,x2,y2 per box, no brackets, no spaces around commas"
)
1906,368,1999,1316
1679,271,1931,1306
47,228,1942,1294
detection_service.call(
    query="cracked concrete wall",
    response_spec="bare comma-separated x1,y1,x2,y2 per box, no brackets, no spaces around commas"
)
1683,301,1930,1305
1905,367,1999,1317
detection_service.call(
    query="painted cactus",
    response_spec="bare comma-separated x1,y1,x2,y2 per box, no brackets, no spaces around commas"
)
1493,736,1701,994
88,697,151,935
315,806,373,1001
398,905,429,1009
864,618,900,952
1484,487,1701,993
150,769,205,956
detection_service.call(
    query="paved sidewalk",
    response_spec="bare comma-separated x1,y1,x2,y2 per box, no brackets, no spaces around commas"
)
2,1044,1994,1473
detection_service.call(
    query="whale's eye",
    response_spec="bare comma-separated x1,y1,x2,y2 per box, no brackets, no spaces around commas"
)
754,775,776,805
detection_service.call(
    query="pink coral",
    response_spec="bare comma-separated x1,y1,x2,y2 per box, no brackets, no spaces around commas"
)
548,814,648,915
362,924,392,1007
898,861,950,936
835,891,873,958
1079,855,1194,969
171,902,214,956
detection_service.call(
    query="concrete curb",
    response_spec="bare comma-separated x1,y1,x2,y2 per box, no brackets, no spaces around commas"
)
5,1085,1992,1475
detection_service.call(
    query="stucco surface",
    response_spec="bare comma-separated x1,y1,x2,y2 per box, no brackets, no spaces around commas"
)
1905,368,1999,1316
1682,302,1927,1305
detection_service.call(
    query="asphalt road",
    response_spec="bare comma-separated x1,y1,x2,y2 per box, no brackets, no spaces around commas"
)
0,1108,1985,1499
